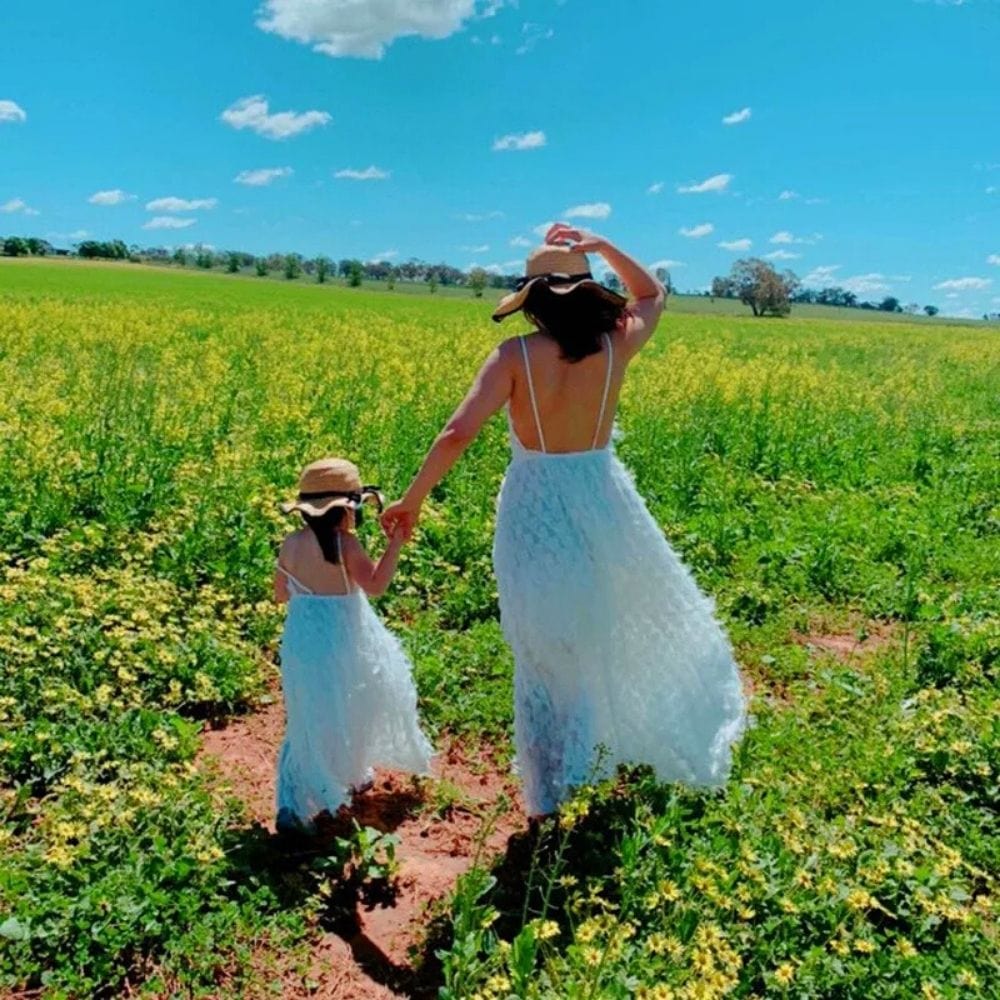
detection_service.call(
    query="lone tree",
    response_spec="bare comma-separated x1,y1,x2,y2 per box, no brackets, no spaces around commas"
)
468,267,488,298
924,304,939,317
315,256,331,284
714,258,799,317
879,296,901,313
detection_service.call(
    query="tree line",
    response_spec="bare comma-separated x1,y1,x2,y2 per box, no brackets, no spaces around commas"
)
711,258,942,318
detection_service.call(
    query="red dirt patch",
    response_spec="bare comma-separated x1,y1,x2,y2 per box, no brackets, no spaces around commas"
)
197,682,524,999
794,621,897,663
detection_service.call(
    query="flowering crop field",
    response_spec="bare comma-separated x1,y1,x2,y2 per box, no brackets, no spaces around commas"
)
0,259,997,998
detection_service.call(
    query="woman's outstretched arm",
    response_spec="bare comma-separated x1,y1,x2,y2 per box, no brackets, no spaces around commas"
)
382,344,514,537
545,223,665,358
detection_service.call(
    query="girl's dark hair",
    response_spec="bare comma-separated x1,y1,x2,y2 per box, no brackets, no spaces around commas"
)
302,508,349,564
523,282,626,362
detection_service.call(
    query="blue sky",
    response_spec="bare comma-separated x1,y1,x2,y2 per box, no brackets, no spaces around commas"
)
2,0,998,315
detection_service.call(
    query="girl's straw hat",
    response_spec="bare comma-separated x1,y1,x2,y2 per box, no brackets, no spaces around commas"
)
492,244,628,322
280,458,383,517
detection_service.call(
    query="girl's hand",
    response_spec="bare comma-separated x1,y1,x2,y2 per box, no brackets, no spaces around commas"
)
382,500,420,541
545,222,607,255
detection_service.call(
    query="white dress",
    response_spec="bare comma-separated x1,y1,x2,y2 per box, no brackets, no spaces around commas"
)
493,335,747,816
276,557,433,828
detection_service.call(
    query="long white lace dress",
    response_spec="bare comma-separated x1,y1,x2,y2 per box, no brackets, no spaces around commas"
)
493,334,747,817
276,557,433,829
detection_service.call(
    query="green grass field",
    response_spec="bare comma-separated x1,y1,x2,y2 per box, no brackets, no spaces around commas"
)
0,259,997,998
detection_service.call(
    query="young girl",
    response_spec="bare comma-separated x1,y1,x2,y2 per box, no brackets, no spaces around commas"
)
273,457,433,835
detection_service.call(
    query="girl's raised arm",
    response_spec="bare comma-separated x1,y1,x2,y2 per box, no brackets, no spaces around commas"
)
341,527,407,597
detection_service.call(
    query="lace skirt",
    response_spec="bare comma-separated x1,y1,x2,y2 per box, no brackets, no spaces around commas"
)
493,449,747,816
277,593,432,822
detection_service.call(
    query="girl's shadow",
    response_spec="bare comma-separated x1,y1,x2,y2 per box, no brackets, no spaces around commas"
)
220,781,427,995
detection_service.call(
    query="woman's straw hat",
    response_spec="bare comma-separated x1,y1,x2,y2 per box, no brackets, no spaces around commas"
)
492,244,628,322
280,458,382,517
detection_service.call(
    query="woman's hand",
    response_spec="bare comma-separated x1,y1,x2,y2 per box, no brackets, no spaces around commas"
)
545,222,608,255
381,500,420,541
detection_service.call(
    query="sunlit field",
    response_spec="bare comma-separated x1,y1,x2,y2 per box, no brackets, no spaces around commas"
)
1,258,997,998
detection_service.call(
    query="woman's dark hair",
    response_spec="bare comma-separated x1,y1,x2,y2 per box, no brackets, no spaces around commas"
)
523,282,626,362
302,508,349,563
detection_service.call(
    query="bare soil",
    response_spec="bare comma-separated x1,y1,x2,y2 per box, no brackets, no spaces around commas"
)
198,684,524,999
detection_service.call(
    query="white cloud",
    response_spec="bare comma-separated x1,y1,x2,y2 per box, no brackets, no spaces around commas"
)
88,189,136,206
460,210,503,221
1,198,38,215
462,244,490,253
146,197,217,212
679,223,714,238
933,276,992,291
649,259,685,270
647,181,664,195
718,238,752,251
370,249,398,261
987,186,997,195
510,235,533,247
678,173,732,194
0,100,27,123
803,265,841,285
564,202,611,220
516,22,554,56
48,229,90,241
778,190,800,201
722,107,751,126
841,273,890,295
257,0,477,59
143,216,197,230
770,230,821,245
988,254,1000,266
765,250,801,261
334,165,390,180
235,166,293,186
220,95,330,140
493,130,546,151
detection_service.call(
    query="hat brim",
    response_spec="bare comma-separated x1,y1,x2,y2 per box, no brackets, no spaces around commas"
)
279,496,357,517
491,277,628,322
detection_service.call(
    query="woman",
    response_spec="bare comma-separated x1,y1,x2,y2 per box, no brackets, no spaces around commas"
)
382,223,746,817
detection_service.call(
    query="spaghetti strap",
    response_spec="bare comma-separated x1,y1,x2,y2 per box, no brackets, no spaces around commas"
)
519,336,547,453
336,534,352,592
592,333,614,449
277,564,314,596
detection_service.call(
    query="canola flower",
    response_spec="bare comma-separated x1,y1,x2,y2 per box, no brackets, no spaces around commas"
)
1,263,997,998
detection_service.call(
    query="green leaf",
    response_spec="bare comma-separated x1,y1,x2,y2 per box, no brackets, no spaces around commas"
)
0,916,28,941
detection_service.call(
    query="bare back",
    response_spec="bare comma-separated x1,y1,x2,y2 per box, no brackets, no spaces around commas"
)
507,330,624,453
278,528,353,596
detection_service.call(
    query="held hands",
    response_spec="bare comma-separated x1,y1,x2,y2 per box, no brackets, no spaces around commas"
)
382,500,420,543
545,222,608,255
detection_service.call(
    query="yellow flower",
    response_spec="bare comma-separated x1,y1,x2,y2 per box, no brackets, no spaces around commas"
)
774,963,795,986
534,919,559,941
854,939,875,954
895,938,918,959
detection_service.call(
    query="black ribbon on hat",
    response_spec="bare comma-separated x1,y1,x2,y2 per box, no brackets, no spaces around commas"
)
297,486,384,513
514,271,594,292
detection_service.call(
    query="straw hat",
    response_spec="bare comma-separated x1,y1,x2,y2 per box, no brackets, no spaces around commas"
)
492,244,627,322
280,458,382,517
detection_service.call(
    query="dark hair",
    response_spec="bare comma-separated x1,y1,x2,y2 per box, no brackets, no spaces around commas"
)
302,508,349,563
523,282,626,362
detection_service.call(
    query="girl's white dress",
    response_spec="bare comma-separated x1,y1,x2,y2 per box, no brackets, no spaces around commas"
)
276,558,432,827
493,335,747,817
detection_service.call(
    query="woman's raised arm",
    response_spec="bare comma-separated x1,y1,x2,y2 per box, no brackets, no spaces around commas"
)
545,223,665,359
382,343,514,537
